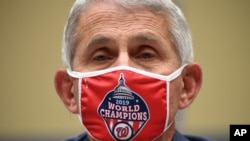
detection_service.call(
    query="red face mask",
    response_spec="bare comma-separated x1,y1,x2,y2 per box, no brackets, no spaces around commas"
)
67,65,186,141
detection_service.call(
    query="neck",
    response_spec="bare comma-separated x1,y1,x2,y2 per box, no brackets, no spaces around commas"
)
154,120,176,141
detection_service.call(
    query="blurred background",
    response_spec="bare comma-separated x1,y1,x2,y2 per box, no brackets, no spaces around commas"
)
0,0,249,140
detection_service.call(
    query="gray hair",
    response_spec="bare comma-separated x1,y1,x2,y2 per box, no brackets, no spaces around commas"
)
62,0,193,69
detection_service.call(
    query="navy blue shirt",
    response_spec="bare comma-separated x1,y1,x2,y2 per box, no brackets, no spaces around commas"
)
65,130,211,141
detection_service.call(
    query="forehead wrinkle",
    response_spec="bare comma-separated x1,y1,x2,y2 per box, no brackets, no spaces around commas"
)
77,9,167,33
76,2,169,41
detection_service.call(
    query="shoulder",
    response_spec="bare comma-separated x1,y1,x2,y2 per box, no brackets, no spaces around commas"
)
173,130,213,141
65,132,89,141
185,135,212,141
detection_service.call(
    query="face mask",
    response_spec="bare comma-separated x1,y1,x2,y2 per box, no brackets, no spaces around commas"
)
67,65,186,141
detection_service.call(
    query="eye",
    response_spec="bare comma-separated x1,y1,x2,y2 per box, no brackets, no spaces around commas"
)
140,52,154,60
92,52,113,63
93,54,110,61
90,47,115,64
135,46,156,61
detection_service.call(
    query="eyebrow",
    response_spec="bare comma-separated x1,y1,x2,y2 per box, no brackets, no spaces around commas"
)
86,35,116,49
129,32,164,47
85,32,165,50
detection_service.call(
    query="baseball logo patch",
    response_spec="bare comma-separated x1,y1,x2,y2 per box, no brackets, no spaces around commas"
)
98,73,150,140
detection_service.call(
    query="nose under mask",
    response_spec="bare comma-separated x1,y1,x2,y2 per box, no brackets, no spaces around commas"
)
67,65,186,141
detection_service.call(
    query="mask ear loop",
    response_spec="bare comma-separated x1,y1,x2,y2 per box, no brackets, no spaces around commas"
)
162,65,188,130
76,77,100,141
152,80,173,141
162,64,188,81
165,80,171,130
77,78,83,125
70,69,96,140
163,80,174,133
152,64,187,141
67,68,81,78
66,64,187,81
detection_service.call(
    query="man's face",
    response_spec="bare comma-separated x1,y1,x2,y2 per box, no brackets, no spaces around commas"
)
71,2,183,121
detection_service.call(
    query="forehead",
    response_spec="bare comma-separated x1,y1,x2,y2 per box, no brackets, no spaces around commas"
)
75,1,170,39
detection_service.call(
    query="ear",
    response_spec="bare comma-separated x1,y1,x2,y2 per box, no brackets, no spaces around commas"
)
178,63,202,109
54,69,78,114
